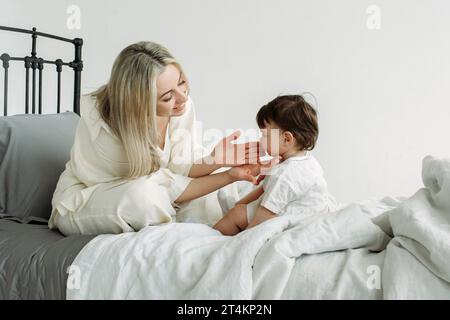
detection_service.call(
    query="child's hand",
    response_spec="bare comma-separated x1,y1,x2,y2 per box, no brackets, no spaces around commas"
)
228,164,261,185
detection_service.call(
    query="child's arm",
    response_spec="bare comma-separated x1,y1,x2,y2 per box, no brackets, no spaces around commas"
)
246,205,277,230
236,185,264,205
175,164,259,204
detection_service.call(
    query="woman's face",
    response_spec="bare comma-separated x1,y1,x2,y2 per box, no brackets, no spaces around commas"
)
156,64,188,117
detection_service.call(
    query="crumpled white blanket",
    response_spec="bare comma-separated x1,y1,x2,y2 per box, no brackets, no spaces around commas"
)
67,155,450,299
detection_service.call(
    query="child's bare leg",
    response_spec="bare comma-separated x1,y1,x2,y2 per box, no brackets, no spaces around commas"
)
213,204,248,236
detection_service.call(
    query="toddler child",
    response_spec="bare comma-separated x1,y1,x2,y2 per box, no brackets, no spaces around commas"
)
213,94,337,235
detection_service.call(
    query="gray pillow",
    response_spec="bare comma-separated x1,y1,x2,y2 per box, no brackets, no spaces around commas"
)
0,111,79,223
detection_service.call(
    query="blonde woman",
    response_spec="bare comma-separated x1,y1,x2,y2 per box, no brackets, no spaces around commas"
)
49,41,264,236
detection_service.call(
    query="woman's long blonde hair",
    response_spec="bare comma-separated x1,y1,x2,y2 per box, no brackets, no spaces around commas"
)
91,41,188,180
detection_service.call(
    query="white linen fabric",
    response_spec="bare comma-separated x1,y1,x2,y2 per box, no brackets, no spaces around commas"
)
67,155,450,299
261,154,337,215
246,154,338,221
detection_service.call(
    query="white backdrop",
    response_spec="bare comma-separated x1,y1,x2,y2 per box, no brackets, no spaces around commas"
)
1,0,449,202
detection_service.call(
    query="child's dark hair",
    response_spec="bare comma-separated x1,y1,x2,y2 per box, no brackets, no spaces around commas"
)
256,94,318,151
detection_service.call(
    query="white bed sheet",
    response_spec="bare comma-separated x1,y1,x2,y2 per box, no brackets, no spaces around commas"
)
66,155,450,299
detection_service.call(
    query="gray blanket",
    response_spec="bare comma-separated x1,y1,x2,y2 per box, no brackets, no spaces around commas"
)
0,220,94,299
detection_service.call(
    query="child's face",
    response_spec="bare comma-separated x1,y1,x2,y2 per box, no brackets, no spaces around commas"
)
259,121,286,157
260,121,299,159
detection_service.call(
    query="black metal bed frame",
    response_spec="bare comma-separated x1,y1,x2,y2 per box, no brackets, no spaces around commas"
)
0,26,83,116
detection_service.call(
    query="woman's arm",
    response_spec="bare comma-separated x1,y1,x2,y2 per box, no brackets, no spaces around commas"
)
236,185,264,205
175,171,236,204
187,154,222,178
176,164,260,204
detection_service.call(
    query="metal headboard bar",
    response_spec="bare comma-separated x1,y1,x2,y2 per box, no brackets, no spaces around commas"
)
0,26,83,116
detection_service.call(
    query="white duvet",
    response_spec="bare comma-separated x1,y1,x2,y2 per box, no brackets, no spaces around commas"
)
67,155,450,299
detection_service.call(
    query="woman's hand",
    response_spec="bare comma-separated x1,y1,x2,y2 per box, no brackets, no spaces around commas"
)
227,164,261,185
211,131,261,167
227,155,281,185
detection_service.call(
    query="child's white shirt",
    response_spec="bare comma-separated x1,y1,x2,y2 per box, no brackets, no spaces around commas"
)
259,153,337,217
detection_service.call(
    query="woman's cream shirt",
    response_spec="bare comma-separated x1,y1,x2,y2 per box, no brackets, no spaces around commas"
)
48,94,206,229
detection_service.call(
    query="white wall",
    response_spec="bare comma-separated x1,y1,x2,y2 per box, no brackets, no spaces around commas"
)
1,0,449,203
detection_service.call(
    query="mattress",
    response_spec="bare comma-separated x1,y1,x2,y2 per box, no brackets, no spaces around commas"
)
0,219,94,299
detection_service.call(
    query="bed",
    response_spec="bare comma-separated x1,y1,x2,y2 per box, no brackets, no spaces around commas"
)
1,26,449,300
0,25,94,299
